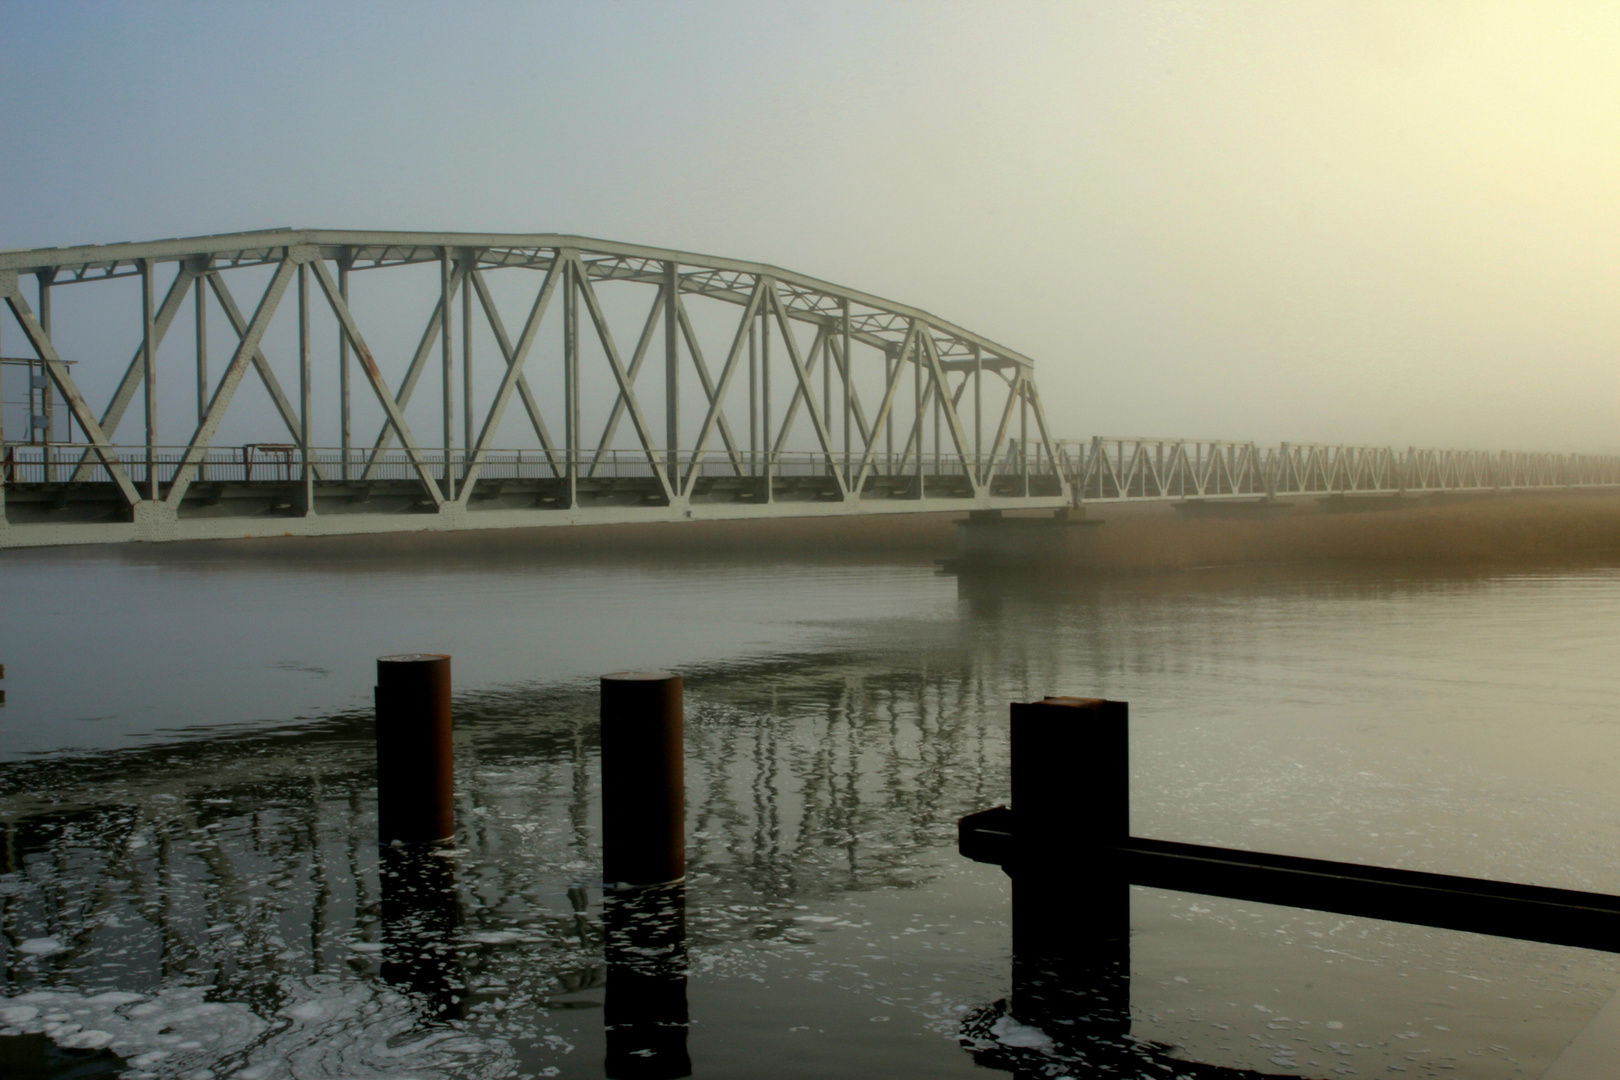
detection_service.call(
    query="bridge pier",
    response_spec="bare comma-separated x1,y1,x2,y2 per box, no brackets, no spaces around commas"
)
951,507,1102,570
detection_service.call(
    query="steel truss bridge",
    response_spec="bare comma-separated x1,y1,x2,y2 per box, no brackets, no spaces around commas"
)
0,229,1068,548
2,230,1614,551
1059,438,1620,502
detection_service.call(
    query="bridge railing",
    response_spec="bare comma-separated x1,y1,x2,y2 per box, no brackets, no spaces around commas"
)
1055,438,1620,501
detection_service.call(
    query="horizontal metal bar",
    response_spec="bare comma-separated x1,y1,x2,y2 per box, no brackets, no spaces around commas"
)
1126,836,1620,954
958,810,1620,954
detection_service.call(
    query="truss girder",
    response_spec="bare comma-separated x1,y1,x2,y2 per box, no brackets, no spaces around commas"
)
0,230,1076,546
0,230,1033,372
1060,438,1620,503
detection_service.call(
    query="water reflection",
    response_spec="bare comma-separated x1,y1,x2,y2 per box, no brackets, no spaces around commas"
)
963,867,1277,1078
378,845,463,1020
0,653,1004,1075
603,885,689,1079
4,557,1620,1075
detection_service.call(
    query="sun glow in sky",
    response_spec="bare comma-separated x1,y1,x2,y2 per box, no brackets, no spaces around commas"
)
3,1,1617,451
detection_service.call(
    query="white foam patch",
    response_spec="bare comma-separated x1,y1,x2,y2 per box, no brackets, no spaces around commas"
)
989,1013,1054,1052
1,980,520,1079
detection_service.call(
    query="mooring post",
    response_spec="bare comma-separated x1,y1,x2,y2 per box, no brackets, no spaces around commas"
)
601,671,685,889
375,653,455,845
1011,696,1128,866
1008,695,1130,1036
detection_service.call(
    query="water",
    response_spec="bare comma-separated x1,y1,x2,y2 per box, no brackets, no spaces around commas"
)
3,542,1620,1078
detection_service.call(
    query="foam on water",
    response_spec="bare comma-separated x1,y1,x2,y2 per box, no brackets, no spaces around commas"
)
0,982,518,1079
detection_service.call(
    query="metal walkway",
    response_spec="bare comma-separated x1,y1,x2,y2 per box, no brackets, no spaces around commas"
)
0,230,1066,548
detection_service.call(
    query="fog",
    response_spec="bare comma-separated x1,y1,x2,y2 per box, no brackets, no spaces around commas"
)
2,1,1616,452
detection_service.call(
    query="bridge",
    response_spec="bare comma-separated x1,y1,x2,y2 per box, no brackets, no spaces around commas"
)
0,229,1068,548
2,230,1616,551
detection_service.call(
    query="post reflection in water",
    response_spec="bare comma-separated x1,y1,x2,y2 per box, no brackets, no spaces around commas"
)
963,869,1271,1079
603,883,690,1080
961,695,1273,1079
379,845,464,1021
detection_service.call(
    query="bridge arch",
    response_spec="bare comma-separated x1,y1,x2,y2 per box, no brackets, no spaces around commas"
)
0,230,1067,547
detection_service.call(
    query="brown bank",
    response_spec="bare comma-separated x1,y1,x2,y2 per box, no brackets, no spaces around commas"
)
973,489,1620,574
97,488,1620,573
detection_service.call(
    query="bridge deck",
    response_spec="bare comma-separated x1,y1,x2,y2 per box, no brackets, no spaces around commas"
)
0,446,1065,548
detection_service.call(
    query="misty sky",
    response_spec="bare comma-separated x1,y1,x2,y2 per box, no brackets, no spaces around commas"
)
3,1,1617,452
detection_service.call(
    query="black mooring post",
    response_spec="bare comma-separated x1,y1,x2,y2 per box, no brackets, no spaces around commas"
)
375,654,455,845
1008,696,1131,1038
601,671,686,888
600,672,690,1079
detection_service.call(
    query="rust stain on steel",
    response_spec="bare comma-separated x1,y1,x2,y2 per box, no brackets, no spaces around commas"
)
356,341,383,383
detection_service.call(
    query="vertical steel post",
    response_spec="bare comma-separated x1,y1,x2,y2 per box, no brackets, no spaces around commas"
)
564,255,579,507
932,363,941,484
193,271,209,483
884,348,895,474
298,262,313,515
913,335,923,497
194,276,208,422
1,306,6,512
972,345,982,487
139,261,156,500
1019,377,1030,497
29,357,39,448
748,314,758,477
761,295,772,502
600,671,685,889
664,261,680,482
822,315,832,481
375,654,455,845
463,252,474,488
338,256,351,481
38,272,55,481
439,249,455,500
841,299,851,490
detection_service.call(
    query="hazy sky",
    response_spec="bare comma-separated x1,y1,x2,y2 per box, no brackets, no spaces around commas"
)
3,1,1617,451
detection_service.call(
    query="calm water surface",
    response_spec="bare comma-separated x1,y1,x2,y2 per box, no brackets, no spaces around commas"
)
3,542,1620,1078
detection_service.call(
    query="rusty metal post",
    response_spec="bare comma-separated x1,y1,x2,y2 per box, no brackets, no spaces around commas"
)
375,654,455,845
601,672,685,889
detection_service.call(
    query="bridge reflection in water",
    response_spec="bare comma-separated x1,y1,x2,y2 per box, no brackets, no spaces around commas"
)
0,646,1014,1075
